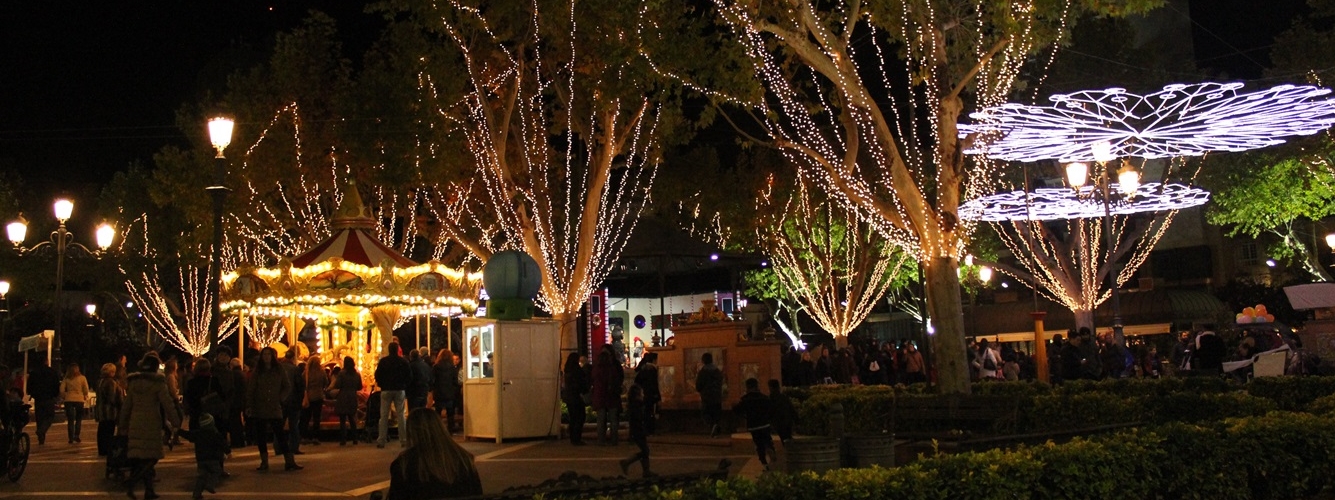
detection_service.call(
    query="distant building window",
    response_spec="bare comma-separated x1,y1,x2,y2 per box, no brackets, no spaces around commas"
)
1238,243,1259,265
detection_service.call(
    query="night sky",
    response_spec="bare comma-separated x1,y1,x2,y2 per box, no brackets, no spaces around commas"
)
0,1,1312,198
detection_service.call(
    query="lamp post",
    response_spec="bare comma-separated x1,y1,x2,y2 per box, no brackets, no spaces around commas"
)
207,117,234,355
1065,141,1140,346
0,280,9,356
6,200,115,362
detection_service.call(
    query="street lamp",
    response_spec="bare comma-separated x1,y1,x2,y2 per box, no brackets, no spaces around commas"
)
1066,140,1139,345
0,280,9,355
207,116,234,354
7,199,115,362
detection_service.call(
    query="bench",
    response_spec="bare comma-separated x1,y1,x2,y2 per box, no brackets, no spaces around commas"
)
454,459,731,500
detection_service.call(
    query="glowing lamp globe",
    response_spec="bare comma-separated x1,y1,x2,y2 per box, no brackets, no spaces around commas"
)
482,250,541,320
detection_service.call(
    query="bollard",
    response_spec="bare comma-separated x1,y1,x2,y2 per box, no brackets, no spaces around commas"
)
828,402,844,438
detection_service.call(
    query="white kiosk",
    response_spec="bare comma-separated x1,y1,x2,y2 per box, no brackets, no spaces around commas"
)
461,318,561,442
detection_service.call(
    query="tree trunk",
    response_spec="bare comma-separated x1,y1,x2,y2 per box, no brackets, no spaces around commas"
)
924,256,969,395
1073,309,1094,335
555,312,578,362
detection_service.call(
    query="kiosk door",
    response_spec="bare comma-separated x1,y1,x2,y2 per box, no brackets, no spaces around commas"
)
499,322,560,438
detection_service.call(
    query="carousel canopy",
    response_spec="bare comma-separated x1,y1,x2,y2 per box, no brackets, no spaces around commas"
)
290,186,417,268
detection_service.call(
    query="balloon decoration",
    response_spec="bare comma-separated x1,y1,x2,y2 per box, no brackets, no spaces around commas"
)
1236,304,1275,324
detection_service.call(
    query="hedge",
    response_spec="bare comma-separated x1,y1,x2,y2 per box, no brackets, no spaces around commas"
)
588,412,1335,500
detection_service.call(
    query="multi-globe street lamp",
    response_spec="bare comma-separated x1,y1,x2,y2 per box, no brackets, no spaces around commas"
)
6,200,115,362
207,117,234,354
1064,141,1140,345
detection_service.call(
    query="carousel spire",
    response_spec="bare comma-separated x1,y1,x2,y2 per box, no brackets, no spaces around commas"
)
331,179,376,230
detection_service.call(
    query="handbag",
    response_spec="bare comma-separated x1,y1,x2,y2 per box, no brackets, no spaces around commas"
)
983,354,997,371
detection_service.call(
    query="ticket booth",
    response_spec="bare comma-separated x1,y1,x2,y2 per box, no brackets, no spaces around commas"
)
461,318,561,442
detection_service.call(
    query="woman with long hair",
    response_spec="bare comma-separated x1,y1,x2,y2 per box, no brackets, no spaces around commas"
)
561,353,590,445
330,356,363,445
246,346,300,471
387,408,482,500
302,360,328,444
60,363,89,444
431,350,460,432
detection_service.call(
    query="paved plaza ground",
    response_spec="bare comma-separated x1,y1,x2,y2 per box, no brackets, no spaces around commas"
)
0,423,765,499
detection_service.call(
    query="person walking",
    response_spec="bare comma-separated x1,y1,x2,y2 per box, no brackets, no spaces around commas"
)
617,385,655,478
431,350,460,433
246,346,301,471
633,353,661,435
590,346,624,446
95,362,123,457
210,348,244,448
767,379,796,445
386,408,482,500
376,342,412,448
177,413,227,500
694,352,724,438
27,356,61,445
119,352,181,500
302,359,328,445
561,353,590,445
330,357,363,445
61,363,90,444
281,349,306,455
733,378,776,471
183,359,224,430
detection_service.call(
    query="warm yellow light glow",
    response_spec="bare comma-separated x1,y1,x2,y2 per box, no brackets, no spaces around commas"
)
209,117,234,155
53,199,73,222
1118,165,1141,196
0,280,10,297
1065,162,1088,189
979,266,993,283
1326,233,1335,250
6,220,26,245
85,304,97,316
95,223,115,250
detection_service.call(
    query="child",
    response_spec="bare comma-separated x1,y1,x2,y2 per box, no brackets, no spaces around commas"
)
734,378,777,471
618,385,655,478
177,413,226,499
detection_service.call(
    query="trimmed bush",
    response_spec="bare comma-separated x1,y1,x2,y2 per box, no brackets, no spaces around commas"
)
1245,376,1335,411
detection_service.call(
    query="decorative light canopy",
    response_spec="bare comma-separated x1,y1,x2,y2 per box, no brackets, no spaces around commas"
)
958,183,1210,222
963,82,1335,162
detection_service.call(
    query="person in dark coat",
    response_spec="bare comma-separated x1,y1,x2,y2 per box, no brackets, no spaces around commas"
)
94,362,123,457
330,357,363,445
407,349,433,411
27,356,61,445
177,413,226,500
182,359,224,431
767,379,796,444
561,353,590,445
1060,332,1089,381
733,378,776,470
376,342,412,448
431,350,460,432
301,359,328,445
210,348,244,448
632,352,660,435
694,352,724,438
280,349,306,455
386,408,482,500
590,346,624,446
617,385,654,478
119,352,181,500
246,346,300,471
1195,330,1227,373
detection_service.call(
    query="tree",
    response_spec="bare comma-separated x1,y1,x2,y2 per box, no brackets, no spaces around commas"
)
667,0,1162,393
757,177,911,347
383,0,693,351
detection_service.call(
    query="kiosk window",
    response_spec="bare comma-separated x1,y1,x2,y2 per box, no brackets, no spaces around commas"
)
466,324,495,379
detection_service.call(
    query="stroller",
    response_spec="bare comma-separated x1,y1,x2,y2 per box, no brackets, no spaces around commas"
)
106,435,131,481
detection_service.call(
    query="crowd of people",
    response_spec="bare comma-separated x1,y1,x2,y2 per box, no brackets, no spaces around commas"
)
16,338,480,500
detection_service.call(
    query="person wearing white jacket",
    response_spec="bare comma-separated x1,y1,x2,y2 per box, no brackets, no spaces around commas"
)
60,363,90,443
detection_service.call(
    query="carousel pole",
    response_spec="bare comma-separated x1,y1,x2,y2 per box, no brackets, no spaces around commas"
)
427,315,432,353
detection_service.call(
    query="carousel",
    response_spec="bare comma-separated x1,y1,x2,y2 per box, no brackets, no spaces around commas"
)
220,184,483,377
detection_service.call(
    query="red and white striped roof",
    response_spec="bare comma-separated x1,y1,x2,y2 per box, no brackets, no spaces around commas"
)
290,226,417,268
289,182,417,269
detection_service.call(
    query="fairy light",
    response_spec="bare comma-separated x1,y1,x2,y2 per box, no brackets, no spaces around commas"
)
965,82,1335,162
757,177,909,342
959,183,1210,221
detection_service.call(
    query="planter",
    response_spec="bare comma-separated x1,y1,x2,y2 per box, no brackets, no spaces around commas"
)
785,436,841,473
845,434,896,468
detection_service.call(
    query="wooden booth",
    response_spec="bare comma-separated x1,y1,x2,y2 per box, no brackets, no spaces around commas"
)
461,317,562,442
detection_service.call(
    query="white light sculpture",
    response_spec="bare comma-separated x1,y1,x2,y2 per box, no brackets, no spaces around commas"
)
958,183,1210,222
962,82,1335,162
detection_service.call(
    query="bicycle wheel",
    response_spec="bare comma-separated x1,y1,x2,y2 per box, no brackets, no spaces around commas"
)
7,432,29,481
